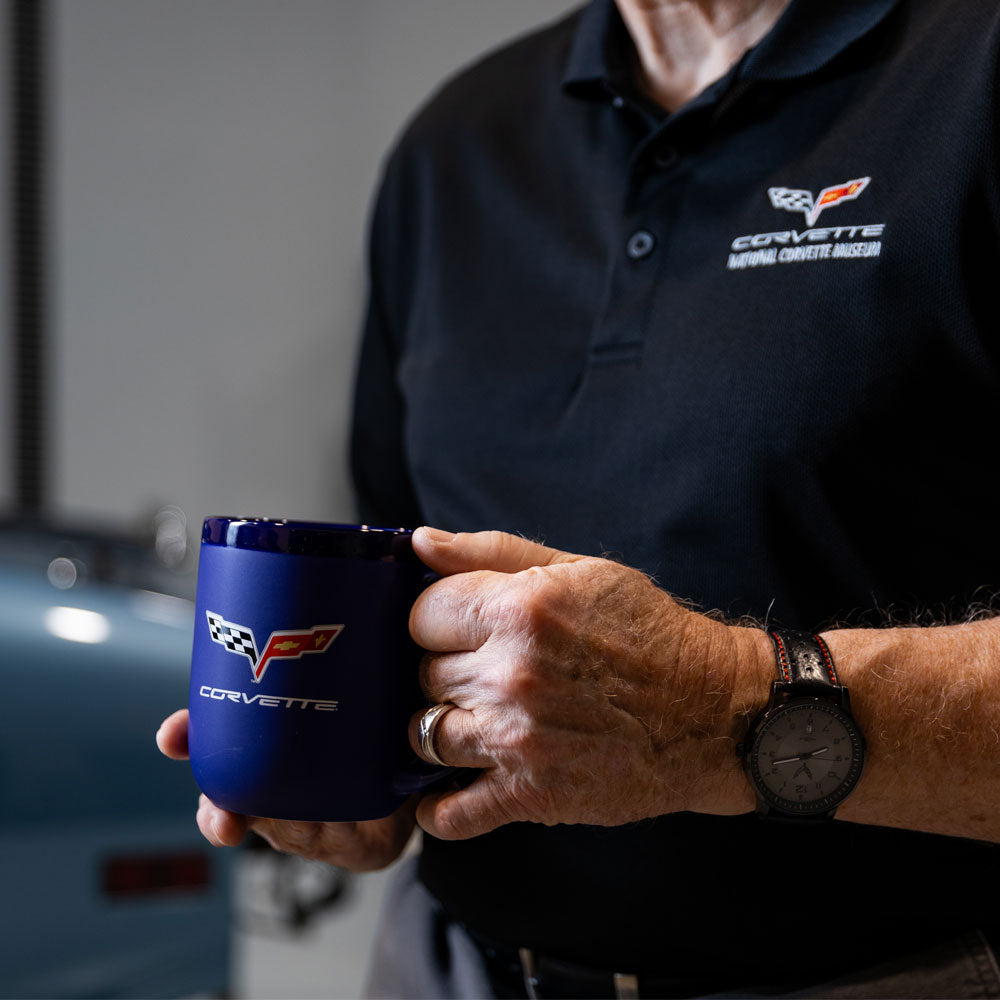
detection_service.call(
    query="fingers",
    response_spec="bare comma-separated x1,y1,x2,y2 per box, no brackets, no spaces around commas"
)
409,527,583,653
159,713,249,847
156,708,190,760
249,815,349,858
409,702,495,769
415,774,522,841
196,794,252,847
412,527,579,577
193,793,419,871
410,570,512,652
418,649,482,702
249,799,420,872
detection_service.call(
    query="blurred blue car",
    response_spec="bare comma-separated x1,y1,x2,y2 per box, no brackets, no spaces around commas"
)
0,518,231,999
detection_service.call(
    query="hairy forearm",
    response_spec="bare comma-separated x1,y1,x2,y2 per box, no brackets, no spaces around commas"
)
816,618,1000,841
399,527,1000,843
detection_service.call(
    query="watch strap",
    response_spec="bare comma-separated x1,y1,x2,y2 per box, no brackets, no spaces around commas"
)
767,628,839,694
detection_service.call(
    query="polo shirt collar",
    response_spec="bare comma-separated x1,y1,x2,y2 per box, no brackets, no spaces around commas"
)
562,0,904,98
562,0,636,99
741,0,902,79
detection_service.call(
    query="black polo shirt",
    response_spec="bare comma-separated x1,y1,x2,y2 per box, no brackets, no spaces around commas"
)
352,0,1000,984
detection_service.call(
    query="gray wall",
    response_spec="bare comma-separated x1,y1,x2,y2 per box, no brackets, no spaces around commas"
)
4,0,578,533
0,6,8,511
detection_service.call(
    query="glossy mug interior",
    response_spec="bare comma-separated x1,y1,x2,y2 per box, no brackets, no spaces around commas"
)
188,517,445,822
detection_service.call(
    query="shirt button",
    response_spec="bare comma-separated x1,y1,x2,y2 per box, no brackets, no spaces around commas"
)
626,230,656,260
611,95,626,110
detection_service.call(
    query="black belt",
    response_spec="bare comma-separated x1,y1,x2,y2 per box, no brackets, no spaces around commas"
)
465,924,1000,1000
463,926,737,1000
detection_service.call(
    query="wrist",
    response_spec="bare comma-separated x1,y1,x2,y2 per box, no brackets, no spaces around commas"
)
727,624,777,736
681,619,772,815
723,624,775,812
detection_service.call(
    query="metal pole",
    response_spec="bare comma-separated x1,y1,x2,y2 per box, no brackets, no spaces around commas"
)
8,0,48,518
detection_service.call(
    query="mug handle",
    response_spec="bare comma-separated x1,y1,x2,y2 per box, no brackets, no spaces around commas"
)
391,568,479,795
391,757,464,795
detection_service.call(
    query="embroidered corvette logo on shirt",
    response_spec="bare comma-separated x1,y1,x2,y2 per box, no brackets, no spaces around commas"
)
767,177,870,226
725,176,885,271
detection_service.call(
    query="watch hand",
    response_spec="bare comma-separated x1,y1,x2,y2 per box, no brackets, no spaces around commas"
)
771,747,830,766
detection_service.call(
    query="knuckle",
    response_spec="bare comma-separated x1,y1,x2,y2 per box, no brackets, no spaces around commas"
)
408,586,436,637
481,710,521,757
458,586,492,641
417,652,435,694
482,529,515,564
502,772,554,824
504,656,544,702
453,706,479,750
487,710,548,764
510,569,563,633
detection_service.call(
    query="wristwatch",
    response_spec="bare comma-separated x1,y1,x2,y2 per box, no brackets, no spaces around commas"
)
740,629,866,820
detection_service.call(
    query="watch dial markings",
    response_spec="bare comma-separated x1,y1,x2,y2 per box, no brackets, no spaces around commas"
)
747,698,864,815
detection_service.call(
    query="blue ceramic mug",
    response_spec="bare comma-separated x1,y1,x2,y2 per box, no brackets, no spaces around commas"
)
188,517,445,822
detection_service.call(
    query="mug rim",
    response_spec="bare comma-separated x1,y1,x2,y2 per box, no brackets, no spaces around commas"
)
201,517,417,560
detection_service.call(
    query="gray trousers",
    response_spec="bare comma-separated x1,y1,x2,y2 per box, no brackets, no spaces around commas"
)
365,857,1000,999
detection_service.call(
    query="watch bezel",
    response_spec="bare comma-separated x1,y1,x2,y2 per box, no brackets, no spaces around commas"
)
744,693,866,818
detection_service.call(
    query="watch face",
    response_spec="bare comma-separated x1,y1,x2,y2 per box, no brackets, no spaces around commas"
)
748,698,865,816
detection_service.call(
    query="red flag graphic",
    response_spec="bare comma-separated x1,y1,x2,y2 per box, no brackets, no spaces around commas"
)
253,624,343,682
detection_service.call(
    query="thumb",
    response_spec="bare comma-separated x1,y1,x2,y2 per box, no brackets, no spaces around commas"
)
412,527,580,577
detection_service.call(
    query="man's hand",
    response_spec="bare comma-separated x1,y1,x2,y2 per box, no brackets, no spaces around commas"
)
156,709,417,871
407,527,771,841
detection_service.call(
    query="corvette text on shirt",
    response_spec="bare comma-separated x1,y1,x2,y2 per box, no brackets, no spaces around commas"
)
727,177,885,269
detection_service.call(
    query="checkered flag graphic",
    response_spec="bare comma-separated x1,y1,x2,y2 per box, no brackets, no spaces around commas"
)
768,186,815,217
206,611,259,669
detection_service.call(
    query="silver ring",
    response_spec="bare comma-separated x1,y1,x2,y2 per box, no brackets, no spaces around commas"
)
418,702,456,768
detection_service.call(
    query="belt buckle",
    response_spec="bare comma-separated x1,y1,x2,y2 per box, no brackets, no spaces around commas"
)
614,972,640,999
518,947,540,1000
517,947,641,999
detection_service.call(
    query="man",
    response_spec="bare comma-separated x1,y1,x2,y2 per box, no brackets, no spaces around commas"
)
159,0,1000,995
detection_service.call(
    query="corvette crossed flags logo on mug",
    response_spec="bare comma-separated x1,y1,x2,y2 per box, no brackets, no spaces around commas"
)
205,611,343,683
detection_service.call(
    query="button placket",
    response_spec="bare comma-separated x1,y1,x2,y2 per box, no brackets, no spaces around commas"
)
583,111,695,367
